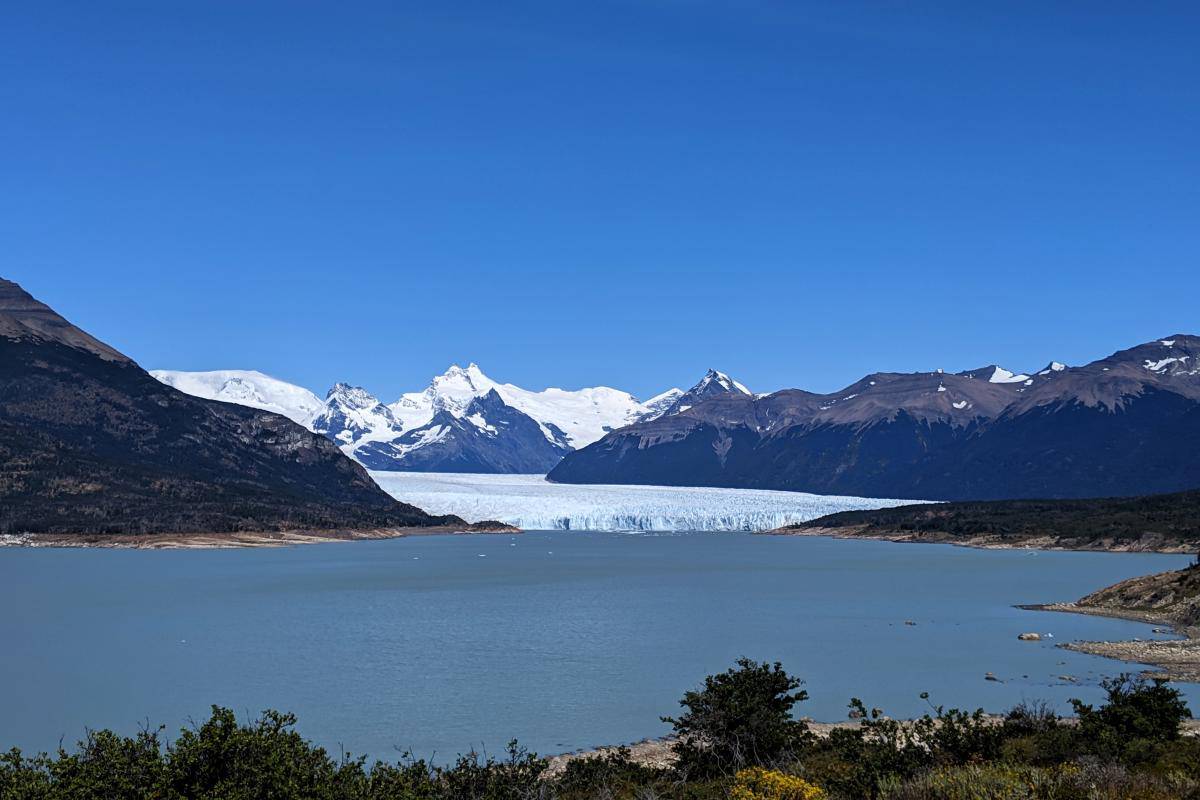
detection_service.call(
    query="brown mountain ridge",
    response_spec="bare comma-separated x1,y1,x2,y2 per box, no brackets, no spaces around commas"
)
0,278,466,537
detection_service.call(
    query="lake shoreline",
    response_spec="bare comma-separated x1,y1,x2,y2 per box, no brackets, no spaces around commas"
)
0,523,520,550
1023,603,1200,684
765,525,1198,554
5,523,1188,552
546,716,1200,774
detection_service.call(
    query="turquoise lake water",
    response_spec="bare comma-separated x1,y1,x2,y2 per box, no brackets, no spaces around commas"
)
0,532,1194,761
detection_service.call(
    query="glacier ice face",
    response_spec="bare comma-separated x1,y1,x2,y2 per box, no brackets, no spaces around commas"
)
372,472,927,531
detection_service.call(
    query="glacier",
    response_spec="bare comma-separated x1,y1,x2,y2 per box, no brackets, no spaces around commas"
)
371,472,926,532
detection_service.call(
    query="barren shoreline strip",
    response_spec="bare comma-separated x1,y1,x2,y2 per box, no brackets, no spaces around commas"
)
0,524,519,550
546,717,1200,775
1026,602,1200,684
766,525,1199,554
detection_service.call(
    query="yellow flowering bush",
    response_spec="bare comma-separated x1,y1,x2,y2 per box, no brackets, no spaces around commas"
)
730,767,827,800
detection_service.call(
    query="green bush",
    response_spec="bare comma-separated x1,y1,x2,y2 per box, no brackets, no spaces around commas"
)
1071,674,1191,765
553,746,667,798
663,658,812,778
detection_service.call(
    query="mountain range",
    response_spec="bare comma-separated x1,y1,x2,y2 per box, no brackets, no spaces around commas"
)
549,336,1200,500
153,365,752,473
0,278,464,536
155,336,1200,501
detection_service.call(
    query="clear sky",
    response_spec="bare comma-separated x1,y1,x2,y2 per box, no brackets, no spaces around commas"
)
3,2,1197,400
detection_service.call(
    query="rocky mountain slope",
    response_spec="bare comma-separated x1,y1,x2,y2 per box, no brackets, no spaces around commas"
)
549,336,1200,500
0,279,463,536
156,363,748,473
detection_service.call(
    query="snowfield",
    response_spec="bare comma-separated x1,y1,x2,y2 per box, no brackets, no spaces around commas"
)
372,472,926,532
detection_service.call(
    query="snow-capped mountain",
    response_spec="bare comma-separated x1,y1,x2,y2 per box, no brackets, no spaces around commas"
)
550,335,1200,501
358,389,571,473
638,387,685,421
149,369,324,426
657,369,751,416
391,363,646,449
311,383,398,446
151,363,721,473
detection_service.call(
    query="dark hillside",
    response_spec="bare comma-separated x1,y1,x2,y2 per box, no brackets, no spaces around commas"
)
0,279,459,535
791,489,1200,550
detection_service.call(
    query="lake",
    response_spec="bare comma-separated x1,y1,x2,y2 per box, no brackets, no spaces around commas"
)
0,532,1193,761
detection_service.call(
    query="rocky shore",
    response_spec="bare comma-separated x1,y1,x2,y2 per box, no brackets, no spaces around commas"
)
544,721,892,777
1030,563,1200,682
0,522,520,550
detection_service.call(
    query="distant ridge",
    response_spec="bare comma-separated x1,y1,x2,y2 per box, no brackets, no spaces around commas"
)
0,278,462,536
549,335,1200,501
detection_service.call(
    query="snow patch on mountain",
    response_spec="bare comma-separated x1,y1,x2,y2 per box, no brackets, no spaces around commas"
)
638,387,685,421
150,369,324,426
371,472,924,532
389,363,645,449
988,366,1030,384
311,383,398,447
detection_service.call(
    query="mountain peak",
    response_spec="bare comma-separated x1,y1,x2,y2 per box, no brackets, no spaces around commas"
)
326,383,384,409
697,369,751,395
0,278,130,363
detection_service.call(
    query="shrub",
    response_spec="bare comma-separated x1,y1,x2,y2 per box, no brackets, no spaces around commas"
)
436,741,546,800
163,706,363,799
731,767,826,800
663,658,811,777
1001,700,1060,738
877,763,1080,800
1071,674,1191,764
875,760,1200,800
552,746,667,798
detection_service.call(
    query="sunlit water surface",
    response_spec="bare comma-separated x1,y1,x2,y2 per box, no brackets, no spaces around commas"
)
1,532,1193,760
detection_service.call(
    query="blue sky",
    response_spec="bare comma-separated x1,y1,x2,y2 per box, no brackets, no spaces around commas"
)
3,2,1197,400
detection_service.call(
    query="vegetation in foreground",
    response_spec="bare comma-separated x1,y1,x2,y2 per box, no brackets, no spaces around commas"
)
3,659,1198,799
